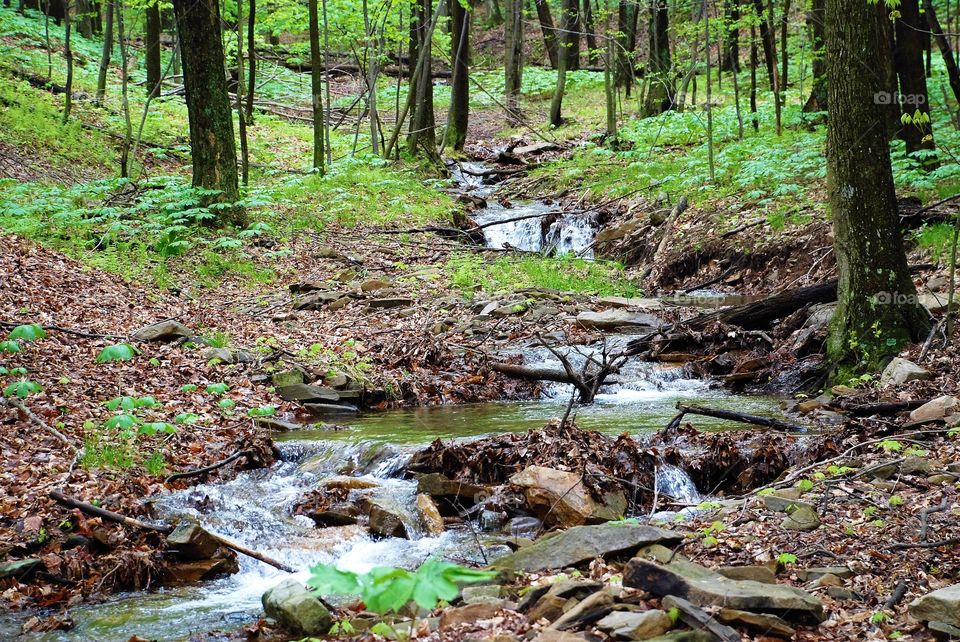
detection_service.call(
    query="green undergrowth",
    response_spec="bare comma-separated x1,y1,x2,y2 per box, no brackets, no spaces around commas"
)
448,253,639,297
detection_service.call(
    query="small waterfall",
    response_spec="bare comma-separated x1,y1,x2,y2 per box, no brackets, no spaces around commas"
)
655,465,701,504
472,201,555,252
546,214,597,258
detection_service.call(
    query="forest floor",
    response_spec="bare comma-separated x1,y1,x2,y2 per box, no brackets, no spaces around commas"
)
2,5,960,641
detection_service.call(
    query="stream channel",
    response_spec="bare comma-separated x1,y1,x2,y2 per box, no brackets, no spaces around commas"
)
6,161,787,641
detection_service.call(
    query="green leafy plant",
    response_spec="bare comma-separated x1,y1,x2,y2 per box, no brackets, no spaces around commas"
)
0,340,21,353
776,552,798,566
306,558,497,615
3,379,42,398
9,323,46,342
205,382,229,395
796,478,815,492
96,343,140,363
248,405,277,417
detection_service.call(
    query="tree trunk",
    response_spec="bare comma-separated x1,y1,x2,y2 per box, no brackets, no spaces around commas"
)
894,0,937,166
802,0,825,111
643,0,674,115
486,0,503,25
779,0,789,95
533,0,559,68
876,2,901,137
550,14,568,127
235,0,249,184
722,0,740,72
62,0,73,124
172,0,245,225
245,0,255,122
145,1,162,97
825,0,930,371
408,0,438,156
563,0,580,70
95,0,113,104
924,0,960,107
76,0,93,37
116,0,131,176
362,0,379,155
615,0,634,93
751,0,775,87
308,0,325,171
749,22,758,129
583,0,599,66
448,0,469,150
504,0,524,122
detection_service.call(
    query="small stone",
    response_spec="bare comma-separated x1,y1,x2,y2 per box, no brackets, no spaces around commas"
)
826,587,859,601
796,566,855,581
809,573,843,588
547,589,614,630
781,504,821,530
596,610,672,640
262,578,333,636
365,297,414,310
366,500,410,539
277,383,340,403
319,476,380,491
133,320,193,342
416,473,489,504
360,279,392,292
920,292,950,314
909,396,960,424
831,385,858,396
717,608,795,639
761,493,811,513
927,474,957,485
717,565,777,584
166,523,220,560
164,557,238,584
575,310,662,331
439,602,503,630
880,358,933,386
528,594,568,622
910,583,960,627
462,585,505,604
416,494,445,535
929,620,960,639
271,369,305,388
327,297,351,311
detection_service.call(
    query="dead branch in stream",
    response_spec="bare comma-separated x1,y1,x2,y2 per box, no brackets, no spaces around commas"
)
674,402,808,433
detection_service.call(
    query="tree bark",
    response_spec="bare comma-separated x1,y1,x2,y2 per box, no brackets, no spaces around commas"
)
751,0,775,87
504,0,524,122
145,1,162,97
235,0,249,184
308,0,325,171
550,0,569,127
749,22,758,129
408,0,438,156
643,0,674,115
802,0,826,111
172,0,245,225
583,0,599,66
564,0,580,70
533,0,559,68
924,0,960,107
825,0,930,370
95,0,112,104
722,0,740,72
448,0,469,150
245,0,256,122
615,0,635,93
62,0,73,124
893,0,937,166
75,0,93,37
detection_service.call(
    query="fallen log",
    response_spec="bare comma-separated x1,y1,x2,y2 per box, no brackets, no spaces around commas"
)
49,490,295,573
838,399,932,416
489,362,623,386
675,402,807,433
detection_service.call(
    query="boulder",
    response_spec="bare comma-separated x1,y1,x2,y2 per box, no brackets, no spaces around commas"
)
623,558,825,622
491,524,682,573
277,384,340,403
165,523,220,560
362,498,411,538
416,494,445,535
781,504,821,530
596,610,672,640
510,466,626,527
717,608,796,639
909,583,960,627
576,310,662,331
548,589,614,631
133,320,193,342
528,594,569,622
262,578,333,636
880,358,933,386
908,396,960,424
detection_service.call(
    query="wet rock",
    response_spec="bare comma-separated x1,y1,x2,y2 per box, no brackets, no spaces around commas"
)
596,609,672,640
908,396,960,424
366,499,410,539
880,358,933,386
304,402,359,415
548,588,615,630
278,384,340,403
576,310,661,331
509,466,626,527
492,524,682,573
319,475,381,491
909,583,960,627
717,565,777,584
262,578,333,636
164,557,238,584
253,417,302,431
662,596,739,642
0,559,42,579
365,297,414,310
166,523,220,560
439,602,505,630
417,473,489,504
797,399,822,414
133,320,193,342
307,507,360,527
416,494,445,535
462,585,505,604
716,608,796,639
623,558,825,622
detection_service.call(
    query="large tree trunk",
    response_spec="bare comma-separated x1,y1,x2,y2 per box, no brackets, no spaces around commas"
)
615,0,635,93
563,0,580,70
95,0,113,104
825,0,930,371
583,0,599,66
924,0,960,107
893,0,937,166
145,1,162,97
504,0,523,122
245,0,256,122
802,0,826,111
722,0,740,72
172,0,245,225
533,0,559,68
447,0,469,150
308,0,325,170
408,0,437,155
76,0,93,37
751,0,775,87
643,0,674,115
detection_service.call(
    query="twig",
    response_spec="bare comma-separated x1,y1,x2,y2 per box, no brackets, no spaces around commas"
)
2,397,79,453
920,496,950,541
164,450,251,484
882,579,909,610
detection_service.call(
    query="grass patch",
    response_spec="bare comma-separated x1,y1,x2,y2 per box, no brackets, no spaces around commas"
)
915,222,958,262
448,254,639,297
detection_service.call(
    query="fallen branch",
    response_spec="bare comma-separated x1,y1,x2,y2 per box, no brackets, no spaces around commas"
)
164,449,252,484
2,397,79,452
675,402,807,433
489,362,621,385
920,496,951,541
49,490,295,573
0,320,126,341
882,579,909,610
838,399,932,416
890,537,960,550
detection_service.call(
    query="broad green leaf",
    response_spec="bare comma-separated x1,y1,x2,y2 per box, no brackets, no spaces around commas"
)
0,340,21,354
96,343,140,363
307,564,363,595
105,396,137,411
8,324,46,342
205,383,229,395
363,567,416,614
3,379,42,399
105,414,137,431
247,405,277,417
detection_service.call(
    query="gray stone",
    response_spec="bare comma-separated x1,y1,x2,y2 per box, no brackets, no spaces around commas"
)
462,585,505,604
781,504,821,530
761,493,812,513
271,369,305,388
662,596,738,642
826,587,860,601
166,523,220,560
910,583,960,627
133,320,193,342
796,566,855,581
548,588,614,630
909,396,960,424
364,499,410,539
880,358,933,386
576,310,662,331
623,558,825,622
0,559,42,579
717,608,796,639
902,455,935,474
366,297,414,310
491,524,682,573
596,610,673,640
928,620,960,639
416,494,445,535
717,565,777,584
303,402,359,415
294,291,345,310
278,384,340,403
417,473,489,504
641,633,712,642
920,292,950,314
439,602,505,630
262,578,333,636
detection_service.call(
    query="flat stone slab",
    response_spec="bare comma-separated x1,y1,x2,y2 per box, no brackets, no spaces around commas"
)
576,310,662,331
910,583,960,627
491,524,681,573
